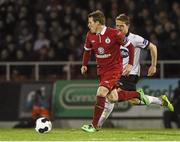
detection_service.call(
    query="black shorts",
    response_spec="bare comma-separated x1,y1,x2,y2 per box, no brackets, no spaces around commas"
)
117,75,139,91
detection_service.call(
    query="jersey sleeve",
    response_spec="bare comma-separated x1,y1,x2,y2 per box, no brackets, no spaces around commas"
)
84,32,92,51
134,35,149,49
115,30,134,65
82,33,92,66
115,30,131,47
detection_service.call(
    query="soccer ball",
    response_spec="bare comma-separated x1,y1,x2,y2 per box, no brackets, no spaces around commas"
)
35,117,52,133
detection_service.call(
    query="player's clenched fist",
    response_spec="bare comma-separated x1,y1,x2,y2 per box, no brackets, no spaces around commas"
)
147,65,156,76
81,66,87,75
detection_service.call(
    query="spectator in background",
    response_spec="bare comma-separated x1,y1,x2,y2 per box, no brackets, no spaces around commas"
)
0,0,179,62
14,86,50,128
163,80,180,128
49,20,63,45
31,87,50,120
18,27,33,45
33,32,50,51
35,12,47,33
0,49,10,61
56,41,71,61
23,41,35,61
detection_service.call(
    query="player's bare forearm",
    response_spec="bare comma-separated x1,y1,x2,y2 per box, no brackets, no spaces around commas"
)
148,42,157,67
147,66,156,76
148,42,157,76
122,64,133,76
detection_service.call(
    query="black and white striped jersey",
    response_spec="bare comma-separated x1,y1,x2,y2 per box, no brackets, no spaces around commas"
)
120,32,149,76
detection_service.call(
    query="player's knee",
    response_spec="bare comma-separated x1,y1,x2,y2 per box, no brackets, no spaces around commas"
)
107,95,113,102
107,93,117,103
128,98,140,105
117,87,122,92
97,86,109,97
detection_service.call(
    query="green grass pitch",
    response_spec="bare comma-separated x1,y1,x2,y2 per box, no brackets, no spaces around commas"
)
0,128,180,141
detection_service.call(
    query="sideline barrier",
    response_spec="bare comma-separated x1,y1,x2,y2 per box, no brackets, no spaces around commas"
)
53,79,179,118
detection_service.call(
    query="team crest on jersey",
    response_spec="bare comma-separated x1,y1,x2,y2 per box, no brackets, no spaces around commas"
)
105,37,111,44
98,47,105,55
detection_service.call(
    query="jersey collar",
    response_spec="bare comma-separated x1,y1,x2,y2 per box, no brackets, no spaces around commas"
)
100,26,107,35
126,31,130,37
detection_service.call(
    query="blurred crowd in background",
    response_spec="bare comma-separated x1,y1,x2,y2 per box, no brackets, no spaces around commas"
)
0,0,179,129
0,0,179,62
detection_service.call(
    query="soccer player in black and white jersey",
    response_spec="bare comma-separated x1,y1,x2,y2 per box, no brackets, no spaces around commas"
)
97,14,174,128
113,13,174,108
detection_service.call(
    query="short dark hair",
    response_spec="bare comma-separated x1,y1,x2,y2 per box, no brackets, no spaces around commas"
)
116,13,130,25
88,10,105,25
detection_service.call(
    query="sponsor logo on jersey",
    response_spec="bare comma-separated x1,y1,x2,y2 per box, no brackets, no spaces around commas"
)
143,39,148,45
96,54,111,58
97,47,105,55
105,37,111,44
96,47,111,58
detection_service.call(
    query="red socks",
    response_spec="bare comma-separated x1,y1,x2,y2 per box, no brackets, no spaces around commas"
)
92,96,106,128
92,90,140,128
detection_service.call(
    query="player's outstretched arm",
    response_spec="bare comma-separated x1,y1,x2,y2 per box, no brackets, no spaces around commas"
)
147,42,157,76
